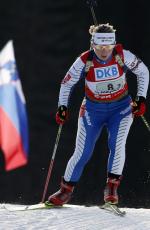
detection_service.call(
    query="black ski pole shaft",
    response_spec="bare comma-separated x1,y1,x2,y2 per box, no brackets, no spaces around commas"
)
90,5,98,25
86,0,98,26
141,115,150,132
41,124,63,203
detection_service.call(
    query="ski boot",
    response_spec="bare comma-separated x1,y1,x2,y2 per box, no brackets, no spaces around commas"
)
101,177,126,216
104,177,120,204
47,179,75,206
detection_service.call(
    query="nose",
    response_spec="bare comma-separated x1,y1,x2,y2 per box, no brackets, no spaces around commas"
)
101,46,107,50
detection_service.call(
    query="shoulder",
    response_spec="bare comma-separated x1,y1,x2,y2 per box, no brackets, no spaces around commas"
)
114,44,124,59
123,49,135,58
115,43,124,52
80,50,91,63
122,49,144,70
71,50,90,66
123,49,137,64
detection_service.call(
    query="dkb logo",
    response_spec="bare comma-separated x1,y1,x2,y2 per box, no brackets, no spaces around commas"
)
95,64,119,80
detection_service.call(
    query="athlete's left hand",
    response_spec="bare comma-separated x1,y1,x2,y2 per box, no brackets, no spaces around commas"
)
132,96,146,117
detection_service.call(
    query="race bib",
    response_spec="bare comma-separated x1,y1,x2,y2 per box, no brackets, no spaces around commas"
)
95,77,125,94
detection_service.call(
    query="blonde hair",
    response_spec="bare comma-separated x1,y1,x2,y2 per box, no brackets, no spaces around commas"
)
89,23,116,35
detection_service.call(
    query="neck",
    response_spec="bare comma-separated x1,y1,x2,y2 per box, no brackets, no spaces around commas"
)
94,52,113,64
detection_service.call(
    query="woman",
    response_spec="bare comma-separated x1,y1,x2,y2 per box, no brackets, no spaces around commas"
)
47,23,149,206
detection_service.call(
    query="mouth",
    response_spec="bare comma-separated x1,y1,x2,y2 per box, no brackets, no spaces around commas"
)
101,55,108,59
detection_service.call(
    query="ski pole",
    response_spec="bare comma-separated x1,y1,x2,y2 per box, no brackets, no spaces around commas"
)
41,124,63,203
86,0,98,26
141,115,150,132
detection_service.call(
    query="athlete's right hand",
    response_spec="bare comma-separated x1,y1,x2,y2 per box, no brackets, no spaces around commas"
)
56,105,68,125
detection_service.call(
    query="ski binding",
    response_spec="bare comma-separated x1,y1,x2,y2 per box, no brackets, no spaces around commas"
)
100,202,126,216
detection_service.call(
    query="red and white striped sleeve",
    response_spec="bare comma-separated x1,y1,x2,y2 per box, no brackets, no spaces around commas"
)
123,49,149,98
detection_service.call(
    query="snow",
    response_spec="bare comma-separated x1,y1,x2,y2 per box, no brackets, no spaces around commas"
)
0,203,150,230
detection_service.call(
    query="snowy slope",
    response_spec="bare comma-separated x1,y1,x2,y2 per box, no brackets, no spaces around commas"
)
0,204,150,230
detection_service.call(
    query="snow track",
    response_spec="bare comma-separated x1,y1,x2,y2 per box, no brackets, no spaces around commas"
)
0,204,150,230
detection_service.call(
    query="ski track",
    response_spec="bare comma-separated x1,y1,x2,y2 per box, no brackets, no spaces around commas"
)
0,204,150,230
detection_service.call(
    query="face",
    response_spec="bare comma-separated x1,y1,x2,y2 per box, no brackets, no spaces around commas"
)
93,44,115,61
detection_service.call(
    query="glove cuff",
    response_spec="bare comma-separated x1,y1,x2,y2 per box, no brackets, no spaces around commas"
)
58,105,68,113
135,96,146,103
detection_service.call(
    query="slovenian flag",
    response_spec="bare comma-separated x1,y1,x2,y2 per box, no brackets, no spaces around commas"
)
0,40,29,171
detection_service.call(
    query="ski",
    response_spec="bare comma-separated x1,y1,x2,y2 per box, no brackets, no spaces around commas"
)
3,202,66,212
100,203,126,217
2,201,126,216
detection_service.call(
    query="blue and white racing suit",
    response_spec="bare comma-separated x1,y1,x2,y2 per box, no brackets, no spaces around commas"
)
58,46,149,183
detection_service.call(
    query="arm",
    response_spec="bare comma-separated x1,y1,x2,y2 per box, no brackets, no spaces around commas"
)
123,49,149,98
56,55,86,125
58,56,85,107
123,49,149,116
